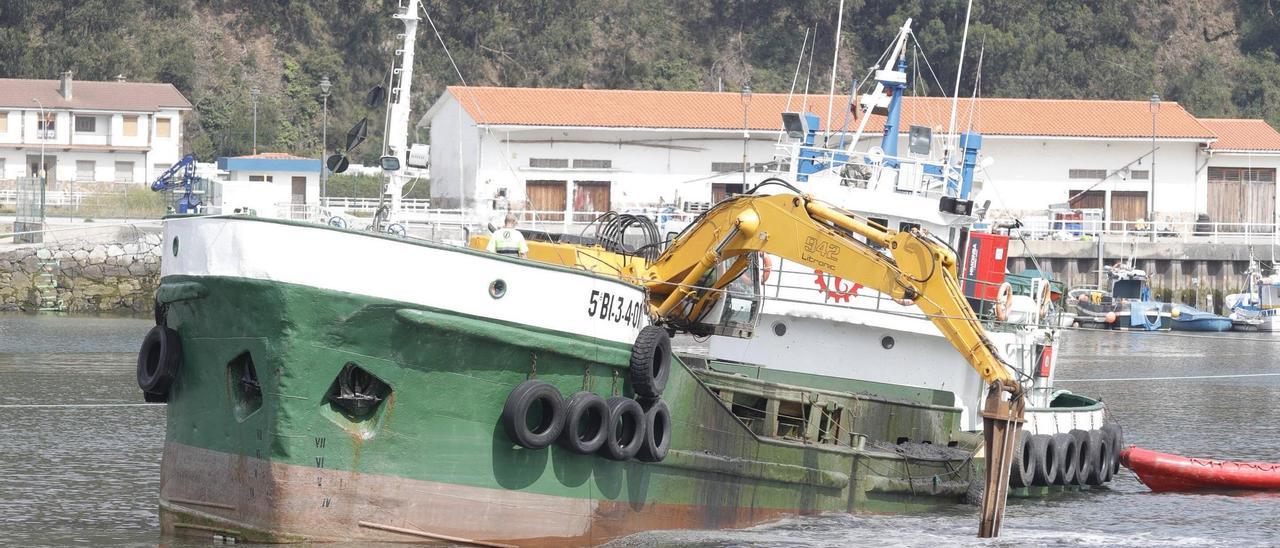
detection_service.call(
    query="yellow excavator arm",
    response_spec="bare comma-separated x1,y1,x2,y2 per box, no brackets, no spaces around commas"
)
631,190,1024,538
637,192,1016,389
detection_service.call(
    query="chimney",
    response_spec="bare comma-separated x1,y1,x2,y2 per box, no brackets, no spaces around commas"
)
60,71,73,100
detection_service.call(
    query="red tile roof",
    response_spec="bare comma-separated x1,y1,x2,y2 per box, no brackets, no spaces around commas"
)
441,86,1217,140
1198,118,1280,152
0,78,192,111
234,152,313,160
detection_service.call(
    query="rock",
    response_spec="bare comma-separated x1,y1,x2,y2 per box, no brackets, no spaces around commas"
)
106,245,125,258
82,265,104,281
144,233,162,245
88,246,107,265
35,248,52,260
72,250,89,263
123,243,141,256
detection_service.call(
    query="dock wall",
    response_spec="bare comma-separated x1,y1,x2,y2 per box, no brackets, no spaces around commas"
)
1008,239,1265,311
0,226,161,313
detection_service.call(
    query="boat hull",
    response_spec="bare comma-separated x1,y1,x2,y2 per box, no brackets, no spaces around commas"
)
1120,446,1280,492
1170,317,1232,332
154,216,976,544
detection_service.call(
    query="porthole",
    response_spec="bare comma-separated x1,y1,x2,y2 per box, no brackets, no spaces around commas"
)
489,279,507,299
171,236,179,257
772,322,787,337
880,336,895,350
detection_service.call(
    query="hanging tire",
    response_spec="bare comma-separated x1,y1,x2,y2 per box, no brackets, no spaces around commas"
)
1070,429,1097,486
500,380,566,449
600,396,646,461
557,392,609,454
1084,430,1110,486
1050,433,1078,486
629,326,672,400
637,399,672,463
1102,422,1124,476
1029,434,1057,486
137,325,182,400
1009,430,1035,488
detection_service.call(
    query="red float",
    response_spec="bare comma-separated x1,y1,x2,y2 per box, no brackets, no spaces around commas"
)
1120,446,1280,492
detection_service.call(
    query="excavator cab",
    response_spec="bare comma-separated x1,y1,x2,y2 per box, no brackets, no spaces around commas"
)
684,254,764,338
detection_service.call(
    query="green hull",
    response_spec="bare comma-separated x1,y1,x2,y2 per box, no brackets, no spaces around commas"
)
157,275,978,544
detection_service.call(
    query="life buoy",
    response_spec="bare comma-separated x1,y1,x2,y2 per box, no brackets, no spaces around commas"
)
558,392,610,454
995,282,1014,322
1037,280,1052,318
600,396,647,461
629,326,672,400
137,325,183,402
1050,433,1078,486
1070,429,1098,486
760,254,773,283
500,380,566,449
637,399,673,462
1029,434,1058,486
1009,430,1035,488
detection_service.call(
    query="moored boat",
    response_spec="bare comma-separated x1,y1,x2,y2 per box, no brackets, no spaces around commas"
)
1169,304,1232,332
1120,446,1280,492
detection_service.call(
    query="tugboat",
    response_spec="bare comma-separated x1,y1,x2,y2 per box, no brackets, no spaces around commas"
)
137,4,1117,545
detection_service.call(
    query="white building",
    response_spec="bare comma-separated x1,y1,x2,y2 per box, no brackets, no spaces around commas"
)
420,86,1280,229
212,153,321,214
0,72,191,186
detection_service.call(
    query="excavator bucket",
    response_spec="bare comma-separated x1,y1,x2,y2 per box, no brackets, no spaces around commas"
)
978,382,1025,538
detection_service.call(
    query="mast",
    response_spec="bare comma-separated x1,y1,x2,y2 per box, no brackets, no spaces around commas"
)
382,0,421,218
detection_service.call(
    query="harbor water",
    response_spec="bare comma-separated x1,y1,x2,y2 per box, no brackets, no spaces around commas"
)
1,314,1278,547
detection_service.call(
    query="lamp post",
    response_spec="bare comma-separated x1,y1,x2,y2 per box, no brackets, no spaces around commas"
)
30,98,46,181
740,83,752,190
250,86,262,155
319,76,332,199
1149,92,1160,241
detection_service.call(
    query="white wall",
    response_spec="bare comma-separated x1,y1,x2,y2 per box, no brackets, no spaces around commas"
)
427,98,479,209
0,106,182,184
224,169,320,205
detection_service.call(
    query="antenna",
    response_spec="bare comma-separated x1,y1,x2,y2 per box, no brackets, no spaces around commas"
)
825,0,847,137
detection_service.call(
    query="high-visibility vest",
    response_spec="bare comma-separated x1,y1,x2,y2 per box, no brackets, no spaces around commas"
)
488,228,528,255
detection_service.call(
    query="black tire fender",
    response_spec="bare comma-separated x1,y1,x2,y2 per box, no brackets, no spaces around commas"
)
1029,434,1057,486
1070,429,1097,486
1050,433,1078,486
629,326,672,400
1102,422,1124,476
137,325,182,399
500,380,566,449
1009,430,1034,488
1085,430,1110,485
557,392,609,454
600,396,646,461
637,399,672,463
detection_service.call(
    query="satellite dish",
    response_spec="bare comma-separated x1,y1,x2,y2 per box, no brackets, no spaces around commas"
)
345,118,368,152
327,153,350,174
867,146,885,165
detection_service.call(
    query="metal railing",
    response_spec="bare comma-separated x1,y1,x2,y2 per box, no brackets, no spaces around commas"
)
996,217,1280,244
318,196,433,211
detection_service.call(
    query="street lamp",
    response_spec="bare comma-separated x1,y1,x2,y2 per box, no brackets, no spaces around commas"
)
1149,92,1160,241
319,76,331,198
740,83,752,190
30,98,45,181
250,86,262,155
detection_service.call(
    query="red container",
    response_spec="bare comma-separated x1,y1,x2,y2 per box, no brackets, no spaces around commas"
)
961,232,1010,301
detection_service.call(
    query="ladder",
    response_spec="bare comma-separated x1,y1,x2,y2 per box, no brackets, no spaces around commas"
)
35,256,62,311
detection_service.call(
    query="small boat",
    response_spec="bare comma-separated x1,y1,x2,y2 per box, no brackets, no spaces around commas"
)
1169,304,1232,332
1120,446,1280,492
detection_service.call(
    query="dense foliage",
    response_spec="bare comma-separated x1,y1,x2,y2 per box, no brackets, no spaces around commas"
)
1,1,1274,161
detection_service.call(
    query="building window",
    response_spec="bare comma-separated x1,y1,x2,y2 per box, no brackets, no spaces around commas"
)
711,162,742,173
529,158,569,169
114,161,134,183
1068,169,1107,180
248,175,275,182
74,116,96,133
1129,170,1149,180
0,158,6,179
155,117,172,138
1209,166,1276,183
0,112,7,133
572,159,612,169
76,160,95,181
37,116,55,139
122,115,138,137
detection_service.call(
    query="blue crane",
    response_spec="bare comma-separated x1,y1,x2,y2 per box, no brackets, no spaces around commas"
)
150,154,202,213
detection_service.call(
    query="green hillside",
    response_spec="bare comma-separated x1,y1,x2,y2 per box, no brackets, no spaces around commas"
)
1,0,1274,162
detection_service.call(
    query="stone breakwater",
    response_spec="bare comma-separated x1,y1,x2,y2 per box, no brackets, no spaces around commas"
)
0,233,161,313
